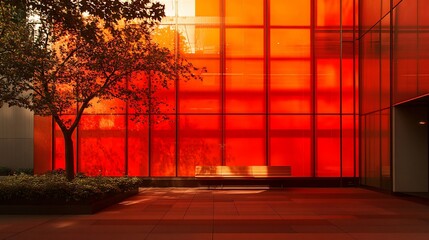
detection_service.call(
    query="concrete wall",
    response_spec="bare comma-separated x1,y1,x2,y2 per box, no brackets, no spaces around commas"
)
0,105,34,169
393,105,429,192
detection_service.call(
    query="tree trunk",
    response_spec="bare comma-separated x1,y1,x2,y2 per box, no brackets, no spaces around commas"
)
63,131,75,181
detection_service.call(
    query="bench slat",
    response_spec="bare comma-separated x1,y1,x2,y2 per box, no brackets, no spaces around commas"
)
195,166,291,178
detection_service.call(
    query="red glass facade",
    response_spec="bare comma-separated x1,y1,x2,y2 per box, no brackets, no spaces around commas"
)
34,0,359,178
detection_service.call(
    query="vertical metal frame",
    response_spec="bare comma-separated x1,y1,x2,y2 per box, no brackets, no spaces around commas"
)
265,0,270,166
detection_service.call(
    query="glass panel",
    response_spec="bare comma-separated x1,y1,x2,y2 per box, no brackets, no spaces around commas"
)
225,115,265,166
316,115,340,177
196,0,219,17
418,0,429,94
150,116,176,176
270,60,311,113
226,28,264,57
361,27,381,114
225,0,263,26
342,58,355,114
381,109,391,190
270,115,312,176
360,0,381,34
342,0,355,27
151,75,176,114
317,0,340,27
179,59,221,113
127,116,149,176
78,115,126,176
225,60,264,113
365,112,381,188
342,115,355,177
316,59,341,113
178,115,222,176
271,29,311,58
394,0,418,103
271,0,310,26
194,27,220,55
381,16,391,109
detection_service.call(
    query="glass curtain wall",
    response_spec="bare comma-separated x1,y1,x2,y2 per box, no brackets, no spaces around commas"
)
360,0,429,190
34,0,358,178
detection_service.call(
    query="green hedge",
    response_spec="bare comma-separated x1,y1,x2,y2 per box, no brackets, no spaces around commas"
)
0,172,141,204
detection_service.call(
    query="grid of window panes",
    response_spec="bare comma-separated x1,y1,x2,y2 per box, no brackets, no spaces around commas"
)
34,0,359,178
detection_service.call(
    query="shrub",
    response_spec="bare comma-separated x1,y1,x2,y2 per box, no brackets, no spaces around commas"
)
0,172,141,204
0,167,13,176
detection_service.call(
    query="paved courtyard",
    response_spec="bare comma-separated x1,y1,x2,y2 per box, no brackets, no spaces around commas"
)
1,187,429,240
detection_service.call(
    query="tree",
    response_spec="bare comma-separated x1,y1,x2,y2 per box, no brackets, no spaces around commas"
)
0,0,204,180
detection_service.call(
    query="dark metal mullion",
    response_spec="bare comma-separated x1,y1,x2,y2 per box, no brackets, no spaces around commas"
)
265,0,270,166
340,0,344,185
389,0,395,192
311,0,317,177
352,0,357,182
378,3,383,189
125,76,129,176
221,0,226,166
358,0,363,185
148,77,152,177
51,117,55,170
174,0,179,177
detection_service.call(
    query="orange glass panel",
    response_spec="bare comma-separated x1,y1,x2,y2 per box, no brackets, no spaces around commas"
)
270,60,311,113
226,28,264,57
194,27,220,55
316,59,340,113
179,59,221,113
271,0,310,26
225,0,263,26
225,60,264,113
316,115,340,177
196,0,219,16
34,116,52,174
178,115,222,176
271,29,310,58
225,115,265,166
150,116,176,176
270,115,312,176
342,116,355,177
78,115,126,176
127,116,149,176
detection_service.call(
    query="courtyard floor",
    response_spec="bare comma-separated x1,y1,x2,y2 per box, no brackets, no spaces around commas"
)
1,187,429,240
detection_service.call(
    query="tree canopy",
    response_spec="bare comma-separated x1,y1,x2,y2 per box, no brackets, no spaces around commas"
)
0,0,204,180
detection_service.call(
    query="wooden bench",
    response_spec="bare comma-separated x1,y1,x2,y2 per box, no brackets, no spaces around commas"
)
195,166,291,178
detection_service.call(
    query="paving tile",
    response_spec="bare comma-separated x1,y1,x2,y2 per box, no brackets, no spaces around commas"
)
350,233,429,240
213,233,356,240
145,233,212,240
2,188,429,240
